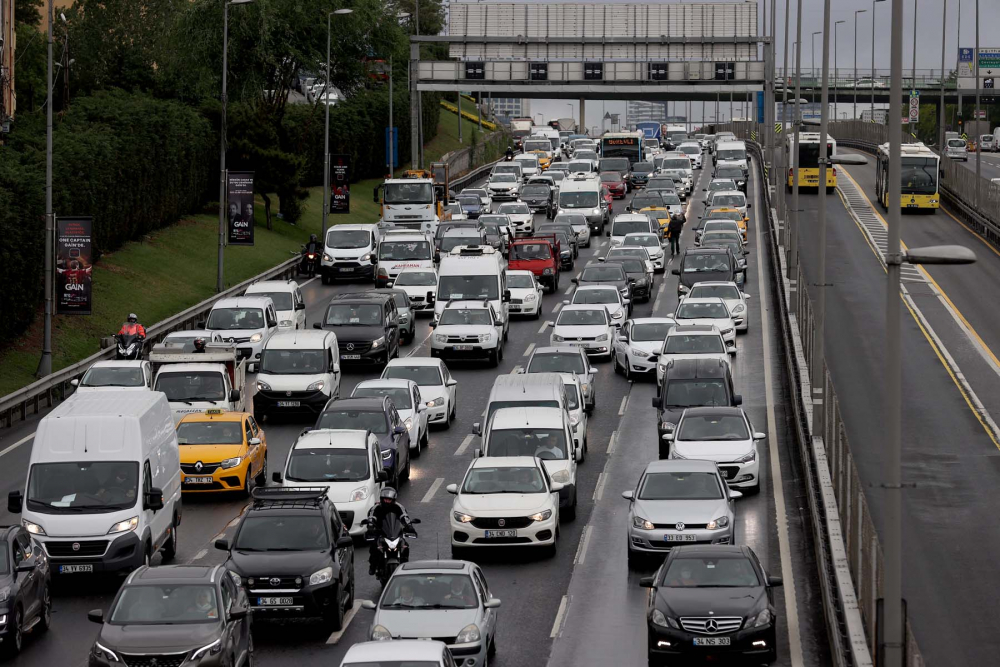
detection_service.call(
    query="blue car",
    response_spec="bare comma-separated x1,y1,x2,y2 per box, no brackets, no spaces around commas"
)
456,195,484,219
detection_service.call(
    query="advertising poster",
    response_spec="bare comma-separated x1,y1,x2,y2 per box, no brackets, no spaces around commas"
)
330,154,350,214
56,217,93,315
226,171,255,246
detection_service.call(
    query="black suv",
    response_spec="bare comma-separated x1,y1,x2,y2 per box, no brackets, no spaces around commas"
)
672,247,739,297
652,358,741,458
0,525,50,657
215,487,356,630
315,292,400,367
315,396,411,487
573,262,632,300
519,183,556,218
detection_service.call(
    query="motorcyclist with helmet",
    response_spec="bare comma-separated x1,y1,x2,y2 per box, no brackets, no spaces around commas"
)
505,145,514,161
305,233,321,254
366,487,415,575
118,313,146,338
192,338,207,353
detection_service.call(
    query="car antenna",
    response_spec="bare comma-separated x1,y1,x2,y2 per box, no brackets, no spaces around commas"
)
435,531,440,560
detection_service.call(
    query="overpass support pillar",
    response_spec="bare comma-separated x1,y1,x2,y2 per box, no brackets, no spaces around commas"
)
579,99,586,135
409,43,421,170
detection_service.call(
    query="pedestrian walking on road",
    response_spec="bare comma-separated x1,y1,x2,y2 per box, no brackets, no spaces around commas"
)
667,218,684,256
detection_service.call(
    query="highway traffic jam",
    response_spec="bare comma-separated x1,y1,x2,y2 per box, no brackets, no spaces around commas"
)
0,125,792,667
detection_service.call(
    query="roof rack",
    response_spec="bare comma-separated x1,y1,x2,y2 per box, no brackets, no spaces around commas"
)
449,244,497,256
250,486,330,509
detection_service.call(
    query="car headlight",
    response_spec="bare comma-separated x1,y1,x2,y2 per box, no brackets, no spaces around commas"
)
22,520,46,536
279,320,293,327
399,315,409,323
381,449,392,461
309,566,334,586
221,456,242,469
678,284,689,293
524,292,537,302
371,336,385,349
551,469,571,483
434,334,447,343
453,511,474,523
403,417,413,431
94,641,120,662
478,333,493,343
0,587,10,603
371,624,393,641
190,638,223,661
658,363,667,373
632,516,654,530
350,486,369,502
360,253,372,262
107,516,139,535
570,413,580,426
456,623,481,644
706,516,730,530
306,381,325,392
630,347,646,356
256,380,271,391
552,334,565,342
323,253,332,262
529,509,553,522
425,397,444,408
732,304,746,314
595,334,608,342
721,328,734,335
543,268,553,275
735,449,756,463
611,309,624,320
249,332,263,343
752,608,773,628
650,609,680,629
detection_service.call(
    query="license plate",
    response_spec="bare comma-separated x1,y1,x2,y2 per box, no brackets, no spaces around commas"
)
59,564,94,574
906,204,920,208
484,529,517,538
185,476,214,484
276,400,300,407
693,637,731,646
337,267,354,272
665,534,697,542
257,597,294,606
341,354,361,360
453,345,474,351
508,306,521,312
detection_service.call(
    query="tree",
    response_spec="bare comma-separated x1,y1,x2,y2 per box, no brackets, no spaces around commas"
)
13,23,46,113
14,0,43,27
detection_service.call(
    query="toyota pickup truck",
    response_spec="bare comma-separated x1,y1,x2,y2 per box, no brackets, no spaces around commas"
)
508,234,561,293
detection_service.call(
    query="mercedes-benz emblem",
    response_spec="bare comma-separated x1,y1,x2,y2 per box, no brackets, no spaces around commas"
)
675,522,685,531
195,461,204,472
706,618,719,633
286,391,292,397
347,343,355,351
269,578,281,586
228,337,235,343
72,542,80,552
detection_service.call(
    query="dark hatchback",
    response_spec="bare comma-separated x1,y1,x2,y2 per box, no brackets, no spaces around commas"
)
641,545,781,665
600,171,628,198
0,525,51,657
215,487,356,631
713,166,747,193
519,183,556,218
455,195,484,219
573,263,632,301
630,162,655,188
652,358,740,457
315,396,411,486
672,247,739,297
315,292,400,367
604,258,651,302
87,565,251,667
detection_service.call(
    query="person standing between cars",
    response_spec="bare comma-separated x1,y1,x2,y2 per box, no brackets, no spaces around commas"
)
667,217,684,257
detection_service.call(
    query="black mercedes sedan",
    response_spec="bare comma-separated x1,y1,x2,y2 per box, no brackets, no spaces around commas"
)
88,564,252,667
640,545,781,665
0,525,51,657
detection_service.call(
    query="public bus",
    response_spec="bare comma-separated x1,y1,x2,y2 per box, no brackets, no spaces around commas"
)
600,132,643,165
785,132,837,192
875,142,941,211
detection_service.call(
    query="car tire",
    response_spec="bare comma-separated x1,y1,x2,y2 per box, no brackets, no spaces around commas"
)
242,471,253,498
488,349,499,368
345,573,356,609
161,522,178,562
324,585,345,631
244,633,256,667
402,452,411,481
627,546,641,570
546,530,559,558
3,609,22,657
564,496,577,521
255,455,268,487
624,359,632,382
38,586,52,632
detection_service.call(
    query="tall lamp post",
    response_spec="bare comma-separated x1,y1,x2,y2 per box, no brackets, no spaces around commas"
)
872,0,887,118
321,8,354,242
909,0,918,137
812,31,821,103
853,9,867,119
834,20,845,118
36,0,56,377
939,0,947,150
217,0,254,294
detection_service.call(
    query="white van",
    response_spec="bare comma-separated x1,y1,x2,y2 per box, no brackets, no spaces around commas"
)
434,245,509,338
714,140,749,172
478,372,570,433
253,330,341,420
72,360,152,392
374,232,436,287
244,279,306,331
7,391,182,575
513,154,541,180
320,223,382,284
946,137,969,161
558,173,607,234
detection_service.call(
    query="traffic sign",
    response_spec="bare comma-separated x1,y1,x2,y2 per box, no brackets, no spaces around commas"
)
908,95,920,122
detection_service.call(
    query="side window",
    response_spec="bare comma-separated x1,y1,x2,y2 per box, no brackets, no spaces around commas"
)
16,533,32,559
11,538,24,567
248,416,260,436
371,438,383,472
471,574,486,603
330,507,345,537
244,420,254,444
390,406,401,428
295,289,304,308
413,386,421,406
268,307,278,328
143,461,153,495
473,568,491,601
220,577,234,613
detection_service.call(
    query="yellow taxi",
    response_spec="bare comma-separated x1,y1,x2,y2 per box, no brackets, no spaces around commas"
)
703,207,748,241
638,206,672,237
175,409,267,496
529,150,553,170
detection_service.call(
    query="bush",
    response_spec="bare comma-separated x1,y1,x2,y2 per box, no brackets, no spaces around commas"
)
0,151,46,342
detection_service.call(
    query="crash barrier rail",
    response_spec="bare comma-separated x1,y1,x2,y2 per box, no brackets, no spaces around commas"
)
440,132,507,186
716,121,927,665
439,99,498,132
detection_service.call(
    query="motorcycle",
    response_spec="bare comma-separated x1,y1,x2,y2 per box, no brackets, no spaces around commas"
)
363,514,420,587
115,332,144,360
298,244,320,278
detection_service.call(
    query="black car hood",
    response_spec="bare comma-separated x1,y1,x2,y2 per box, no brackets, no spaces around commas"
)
227,549,332,578
656,586,766,618
680,269,734,288
321,324,384,344
100,621,221,653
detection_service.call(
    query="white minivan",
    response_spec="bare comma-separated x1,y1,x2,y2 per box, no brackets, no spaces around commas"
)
434,245,509,339
204,296,279,371
7,391,182,575
253,330,341,421
374,232,436,288
244,279,306,330
946,137,969,161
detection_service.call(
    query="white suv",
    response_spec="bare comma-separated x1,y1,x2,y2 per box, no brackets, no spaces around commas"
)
204,296,279,371
430,301,505,367
244,279,305,330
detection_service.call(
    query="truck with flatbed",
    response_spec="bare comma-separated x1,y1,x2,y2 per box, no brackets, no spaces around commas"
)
149,341,247,423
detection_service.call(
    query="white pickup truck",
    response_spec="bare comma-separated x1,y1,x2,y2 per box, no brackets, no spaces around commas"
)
149,342,247,423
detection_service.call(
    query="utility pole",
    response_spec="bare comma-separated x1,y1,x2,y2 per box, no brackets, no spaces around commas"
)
322,9,353,241
939,0,947,149
835,20,845,119
854,9,867,119
789,0,804,283
779,0,791,234
974,0,980,206
910,0,918,137
36,0,55,378
815,0,833,435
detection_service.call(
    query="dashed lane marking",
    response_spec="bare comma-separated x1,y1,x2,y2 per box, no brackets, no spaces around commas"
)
192,548,208,561
537,321,550,334
421,478,445,503
326,600,367,644
0,433,35,459
523,343,535,357
553,302,564,314
550,595,570,638
606,430,619,455
573,525,594,565
618,395,628,416
455,435,475,456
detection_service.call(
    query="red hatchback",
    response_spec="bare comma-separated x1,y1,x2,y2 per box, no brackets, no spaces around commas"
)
600,171,628,199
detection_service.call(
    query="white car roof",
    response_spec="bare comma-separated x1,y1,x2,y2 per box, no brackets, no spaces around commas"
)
295,429,369,450
89,360,147,368
396,267,437,276
490,406,566,430
560,303,611,314
381,231,428,241
212,296,272,310
385,357,445,368
343,640,448,662
443,300,491,310
691,281,741,289
507,269,536,278
630,316,677,325
265,330,334,350
613,214,651,223
678,297,728,306
329,223,378,232
470,455,542,469
354,378,416,392
712,190,745,199
668,323,722,335
574,285,619,296
246,280,296,293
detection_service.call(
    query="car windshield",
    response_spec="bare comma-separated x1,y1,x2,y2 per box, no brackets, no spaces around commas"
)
633,162,654,174
716,149,746,162
713,194,745,208
703,222,741,235
608,259,644,274
630,196,663,211
716,169,744,181
440,234,479,253
639,472,724,500
662,557,761,588
575,151,598,161
679,146,700,155
647,178,676,189
457,196,480,208
557,309,607,326
0,549,7,575
438,275,499,301
948,139,966,148
560,192,599,208
600,172,623,183
110,585,221,625
676,302,730,319
176,421,244,445
353,387,412,410
507,274,535,289
247,291,293,311
663,379,730,408
234,515,329,551
563,384,581,410
683,254,731,273
379,241,432,261
524,141,551,152
664,334,726,354
154,371,226,402
384,182,433,204
608,248,649,261
690,285,741,300
343,663,438,667
286,447,370,482
703,239,741,254
574,289,618,305
497,203,530,215
679,414,750,441
383,365,443,386
632,322,675,341
527,353,586,374
462,466,546,494
326,229,372,249
27,461,139,512
661,159,691,170
440,308,492,326
381,573,479,610
79,366,145,387
510,243,552,261
480,215,510,227
260,349,327,374
706,211,743,222
207,307,265,330
710,180,736,191
703,232,742,244
599,158,630,173
522,185,550,197
554,214,587,227
581,266,625,282
492,174,516,183
627,235,659,247
488,428,567,460
316,409,388,433
394,271,437,287
325,304,382,326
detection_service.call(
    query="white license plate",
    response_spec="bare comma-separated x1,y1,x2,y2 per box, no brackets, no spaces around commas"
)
337,267,354,272
276,400,300,407
693,637,731,646
665,534,697,542
341,354,361,360
257,597,294,606
508,306,521,312
453,345,474,351
186,476,214,484
484,529,517,538
59,564,94,574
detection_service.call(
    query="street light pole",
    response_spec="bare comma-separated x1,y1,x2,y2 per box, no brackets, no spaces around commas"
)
789,0,804,282
36,0,55,378
974,0,980,206
939,0,947,150
834,20,845,119
854,10,867,119
322,9,353,243
812,31,820,104
779,0,791,232
910,0,918,137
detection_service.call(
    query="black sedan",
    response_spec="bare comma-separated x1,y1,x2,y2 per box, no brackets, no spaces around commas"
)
88,564,252,667
640,545,781,665
0,525,51,657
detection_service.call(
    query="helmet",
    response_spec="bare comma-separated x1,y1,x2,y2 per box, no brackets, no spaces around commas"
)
193,338,206,350
379,487,398,506
309,233,318,243
127,313,138,323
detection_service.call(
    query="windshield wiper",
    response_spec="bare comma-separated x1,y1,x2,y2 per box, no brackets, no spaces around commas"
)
185,397,222,403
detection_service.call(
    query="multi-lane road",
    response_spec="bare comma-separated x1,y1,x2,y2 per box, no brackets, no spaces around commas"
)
0,157,831,666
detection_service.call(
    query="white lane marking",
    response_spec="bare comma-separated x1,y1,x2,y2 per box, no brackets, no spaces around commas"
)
421,477,445,503
592,472,607,501
523,343,536,357
407,328,434,357
455,435,475,456
574,525,594,565
657,282,665,295
227,516,241,528
563,284,574,295
510,365,522,375
301,276,321,288
552,302,564,314
192,548,208,561
537,321,550,334
752,163,805,667
550,595,570,638
326,600,366,644
606,430,618,455
0,432,35,459
618,394,628,416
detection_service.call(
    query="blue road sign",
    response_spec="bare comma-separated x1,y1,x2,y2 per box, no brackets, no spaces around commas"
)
385,127,399,169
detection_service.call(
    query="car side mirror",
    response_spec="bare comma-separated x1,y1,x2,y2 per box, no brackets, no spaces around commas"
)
331,362,341,374
8,490,23,514
418,402,427,413
671,268,680,275
144,487,164,511
746,203,752,209
214,538,230,551
734,393,743,406
661,433,674,441
651,396,660,408
229,389,241,403
196,321,206,329
249,437,261,446
503,289,511,303
337,535,355,548
473,448,482,459
446,483,459,494
88,609,105,624
296,301,307,310
371,255,378,265
639,576,656,589
229,607,249,621
484,598,502,609
376,470,388,482
70,378,80,387
550,482,565,492
621,490,634,501
574,446,582,462
361,600,377,610
729,489,743,499
754,432,766,440
472,422,482,436
16,557,37,572
570,278,579,284
446,379,458,387
272,472,283,484
428,321,437,329
313,323,323,329
768,575,784,587
393,425,406,435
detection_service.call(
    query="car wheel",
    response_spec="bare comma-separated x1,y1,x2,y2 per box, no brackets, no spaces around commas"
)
624,359,632,382
242,471,252,498
488,349,499,367
546,530,559,558
627,546,641,570
324,585,345,631
39,586,52,632
497,345,504,362
244,633,255,667
402,452,411,481
345,573,356,609
612,351,621,375
255,454,268,487
161,522,178,562
488,633,497,657
563,497,577,522
3,609,22,656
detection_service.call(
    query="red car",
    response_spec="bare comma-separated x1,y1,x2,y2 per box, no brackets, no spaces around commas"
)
601,185,614,215
600,171,627,199
508,235,561,292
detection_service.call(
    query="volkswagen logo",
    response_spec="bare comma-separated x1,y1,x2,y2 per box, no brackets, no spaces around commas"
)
195,461,204,472
269,578,281,586
498,519,506,527
72,542,80,552
347,343,355,351
675,522,685,531
706,618,719,633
